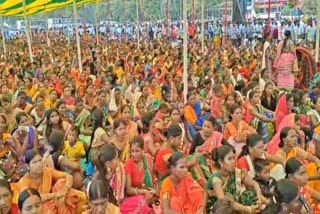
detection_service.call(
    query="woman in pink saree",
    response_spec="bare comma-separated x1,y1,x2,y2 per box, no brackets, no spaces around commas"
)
273,30,297,90
267,113,301,155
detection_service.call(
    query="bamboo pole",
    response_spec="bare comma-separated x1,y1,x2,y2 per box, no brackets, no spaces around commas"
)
201,0,205,53
23,0,33,62
73,0,83,72
183,0,188,104
136,0,140,50
316,1,320,62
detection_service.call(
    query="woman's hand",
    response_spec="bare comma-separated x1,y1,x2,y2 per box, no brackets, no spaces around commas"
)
249,204,263,214
297,130,305,139
189,155,199,167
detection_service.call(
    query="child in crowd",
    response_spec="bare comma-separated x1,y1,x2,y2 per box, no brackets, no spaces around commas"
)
63,126,86,164
253,158,277,199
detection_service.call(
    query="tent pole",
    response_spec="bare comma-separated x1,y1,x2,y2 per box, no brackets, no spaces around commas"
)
95,0,100,44
316,1,320,62
223,0,228,46
46,13,50,47
136,0,140,50
73,0,83,73
23,0,33,62
183,0,188,104
201,0,205,53
0,13,6,55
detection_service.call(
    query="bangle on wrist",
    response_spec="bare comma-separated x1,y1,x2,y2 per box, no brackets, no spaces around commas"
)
135,188,138,195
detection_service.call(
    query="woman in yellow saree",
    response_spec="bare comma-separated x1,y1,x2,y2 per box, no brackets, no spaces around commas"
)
120,105,138,141
110,118,131,163
273,127,320,192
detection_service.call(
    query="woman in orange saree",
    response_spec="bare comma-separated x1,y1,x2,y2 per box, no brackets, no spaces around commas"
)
224,105,256,156
18,150,87,214
160,152,205,214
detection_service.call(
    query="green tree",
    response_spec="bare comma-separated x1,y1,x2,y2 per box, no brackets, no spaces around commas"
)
302,0,318,15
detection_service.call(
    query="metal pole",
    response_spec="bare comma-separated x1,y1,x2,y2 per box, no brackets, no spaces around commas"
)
223,0,228,46
201,0,205,53
316,1,320,62
73,0,83,72
136,0,140,50
192,0,196,22
183,0,188,104
0,12,6,55
23,0,33,62
166,0,169,37
95,1,100,44
268,0,271,32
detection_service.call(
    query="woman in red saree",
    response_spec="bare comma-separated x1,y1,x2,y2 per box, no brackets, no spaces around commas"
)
155,124,199,184
160,152,205,214
275,93,294,132
0,179,19,214
120,136,157,214
273,30,297,90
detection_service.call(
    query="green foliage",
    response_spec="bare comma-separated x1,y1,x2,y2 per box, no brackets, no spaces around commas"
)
27,0,227,23
282,4,291,16
302,0,318,15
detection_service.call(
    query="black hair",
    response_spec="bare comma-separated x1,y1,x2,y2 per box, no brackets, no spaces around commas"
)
262,179,299,214
166,123,182,138
87,180,110,201
69,126,80,137
142,112,155,134
0,179,12,193
25,149,41,164
239,133,263,157
211,145,235,168
248,90,259,100
48,130,65,159
229,104,241,115
18,188,41,210
204,115,216,128
279,127,293,148
15,112,28,124
96,144,117,180
121,104,131,113
45,108,63,139
87,108,104,162
130,135,144,149
254,158,270,173
167,152,185,169
75,97,83,104
285,157,303,178
281,30,291,54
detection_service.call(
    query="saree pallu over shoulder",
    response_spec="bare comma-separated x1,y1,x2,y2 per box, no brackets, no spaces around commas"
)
18,168,88,214
198,131,223,153
160,172,204,214
75,109,91,131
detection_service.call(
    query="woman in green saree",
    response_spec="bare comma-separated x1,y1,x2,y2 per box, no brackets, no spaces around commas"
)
73,97,91,144
207,145,266,213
